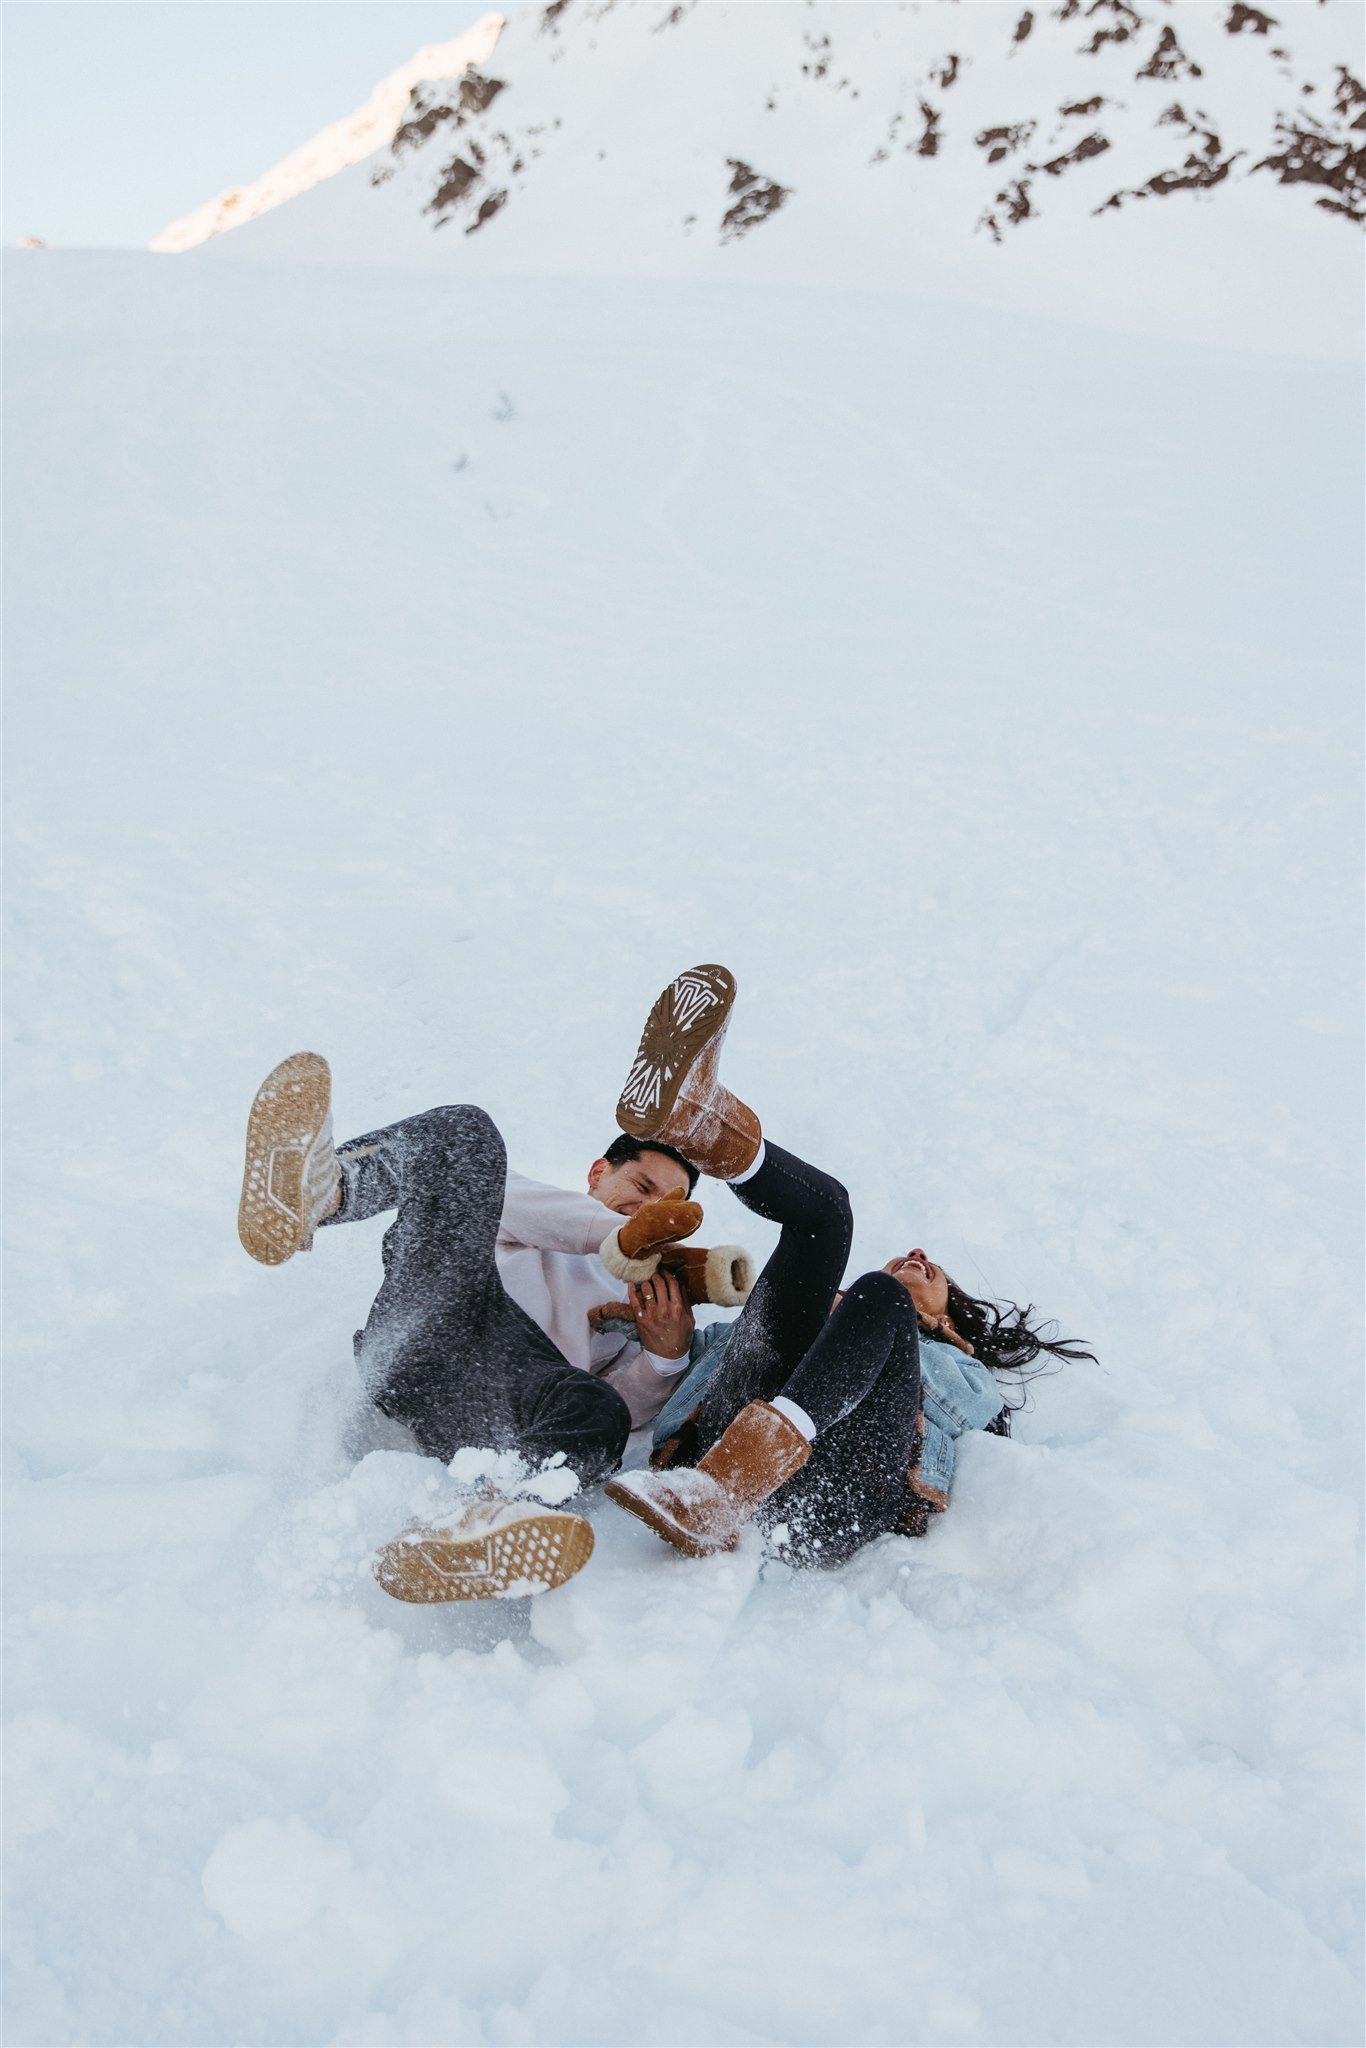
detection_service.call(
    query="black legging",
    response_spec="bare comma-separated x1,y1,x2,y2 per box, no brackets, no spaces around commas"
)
692,1145,923,1567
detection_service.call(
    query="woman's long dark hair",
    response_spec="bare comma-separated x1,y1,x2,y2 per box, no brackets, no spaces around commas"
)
937,1280,1097,1406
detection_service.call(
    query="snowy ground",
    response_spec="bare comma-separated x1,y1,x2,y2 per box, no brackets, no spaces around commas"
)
4,249,1362,2046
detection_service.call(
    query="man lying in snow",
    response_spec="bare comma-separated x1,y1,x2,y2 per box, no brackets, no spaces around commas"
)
237,1015,756,1592
238,965,1091,1599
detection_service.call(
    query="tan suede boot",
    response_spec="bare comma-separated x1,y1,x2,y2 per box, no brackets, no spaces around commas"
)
615,964,761,1181
605,1400,810,1557
374,1501,595,1602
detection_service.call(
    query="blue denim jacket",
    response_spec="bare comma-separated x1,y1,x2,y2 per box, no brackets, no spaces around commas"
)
912,1336,1007,1501
650,1321,1004,1506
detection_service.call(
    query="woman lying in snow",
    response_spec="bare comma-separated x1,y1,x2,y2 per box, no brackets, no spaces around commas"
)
605,1256,1094,1564
601,967,1096,1568
605,1203,1095,1568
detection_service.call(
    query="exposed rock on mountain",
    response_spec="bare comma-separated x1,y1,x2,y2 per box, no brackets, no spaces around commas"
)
1254,62,1366,221
721,160,791,242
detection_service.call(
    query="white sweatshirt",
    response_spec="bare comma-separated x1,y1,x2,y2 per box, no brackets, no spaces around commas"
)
495,1170,689,1430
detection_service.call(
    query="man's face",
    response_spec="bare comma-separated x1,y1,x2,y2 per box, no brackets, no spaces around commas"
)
587,1149,690,1216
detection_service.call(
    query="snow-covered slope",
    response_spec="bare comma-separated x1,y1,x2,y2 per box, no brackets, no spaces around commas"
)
5,238,1361,2043
150,13,504,253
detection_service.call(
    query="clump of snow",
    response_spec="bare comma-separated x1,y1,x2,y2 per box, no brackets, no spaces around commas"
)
202,1815,355,1941
4,244,1361,2044
443,1443,582,1508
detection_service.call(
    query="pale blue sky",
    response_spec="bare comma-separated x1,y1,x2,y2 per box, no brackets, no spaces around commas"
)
3,2,517,248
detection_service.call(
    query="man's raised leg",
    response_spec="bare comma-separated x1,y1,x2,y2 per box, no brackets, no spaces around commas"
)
236,1069,622,1601
322,1101,630,1482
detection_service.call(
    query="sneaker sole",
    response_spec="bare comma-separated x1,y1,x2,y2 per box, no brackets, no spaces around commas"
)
603,1475,735,1558
374,1512,596,1602
237,1051,332,1266
615,964,736,1141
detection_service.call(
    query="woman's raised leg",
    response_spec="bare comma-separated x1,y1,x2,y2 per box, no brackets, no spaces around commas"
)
765,1271,923,1567
691,1141,853,1450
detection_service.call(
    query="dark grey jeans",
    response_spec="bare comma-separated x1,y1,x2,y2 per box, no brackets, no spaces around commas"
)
323,1104,631,1485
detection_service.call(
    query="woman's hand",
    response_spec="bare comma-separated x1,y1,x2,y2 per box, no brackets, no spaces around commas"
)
628,1271,695,1360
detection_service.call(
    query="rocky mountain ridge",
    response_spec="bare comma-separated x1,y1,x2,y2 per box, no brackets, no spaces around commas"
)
151,15,503,254
158,0,1363,267
397,0,1363,248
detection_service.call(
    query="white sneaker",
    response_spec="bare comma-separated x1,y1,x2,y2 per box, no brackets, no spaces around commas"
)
374,1500,596,1602
237,1052,339,1266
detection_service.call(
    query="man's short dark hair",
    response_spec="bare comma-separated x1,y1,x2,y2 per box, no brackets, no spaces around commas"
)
601,1133,699,1194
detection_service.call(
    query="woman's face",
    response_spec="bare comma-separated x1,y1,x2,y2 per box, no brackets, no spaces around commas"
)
883,1249,950,1324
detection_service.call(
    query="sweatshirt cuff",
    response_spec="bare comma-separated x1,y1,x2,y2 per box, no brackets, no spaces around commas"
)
643,1349,688,1379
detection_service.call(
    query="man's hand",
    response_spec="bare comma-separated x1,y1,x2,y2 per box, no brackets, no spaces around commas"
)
627,1270,695,1361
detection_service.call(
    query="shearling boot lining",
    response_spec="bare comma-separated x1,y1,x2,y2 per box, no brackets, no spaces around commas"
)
705,1244,756,1306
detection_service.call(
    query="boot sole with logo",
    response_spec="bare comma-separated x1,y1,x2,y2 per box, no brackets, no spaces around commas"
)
615,964,736,1140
